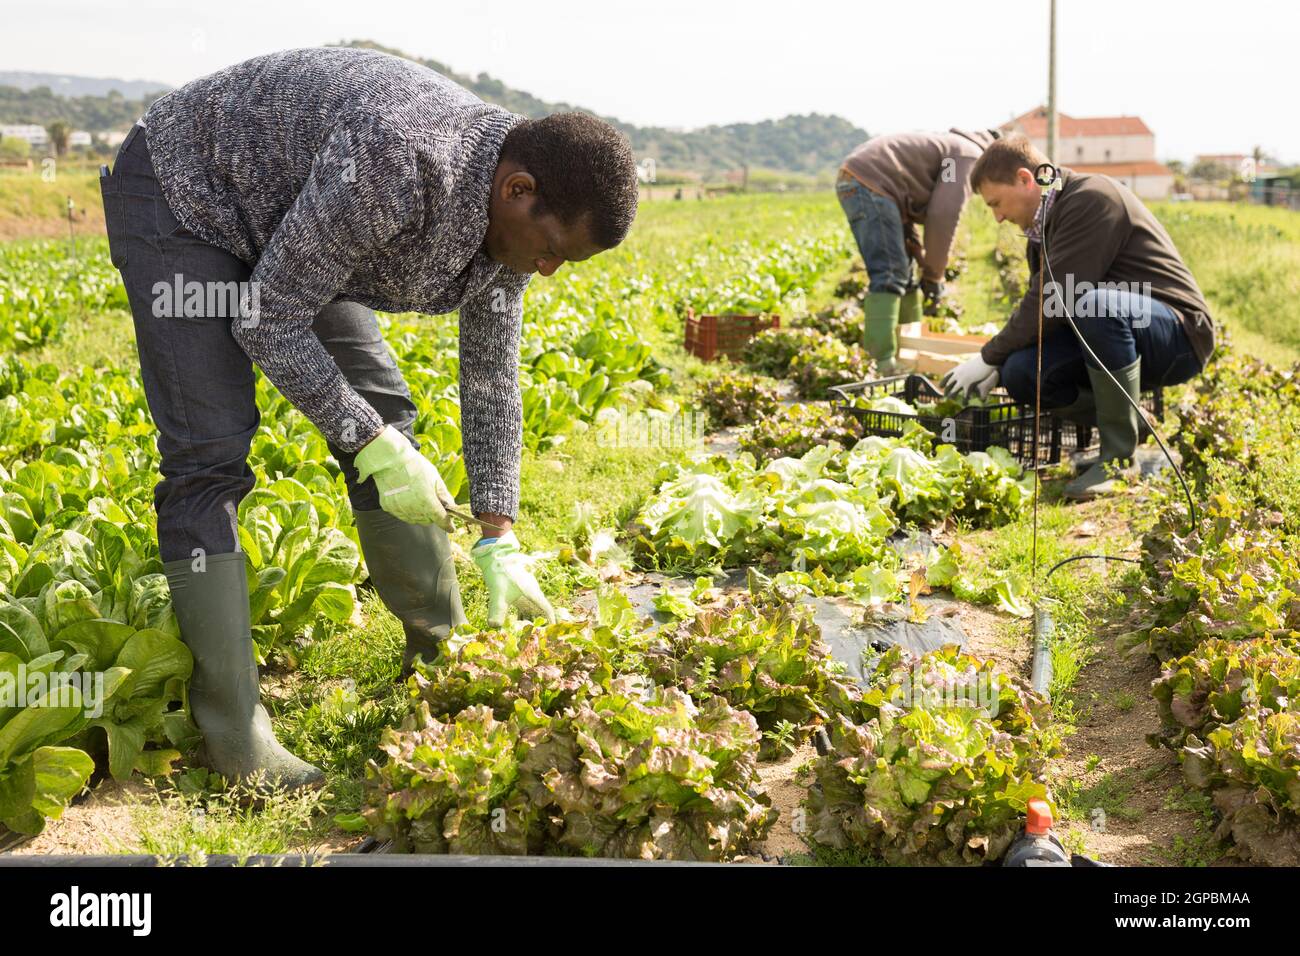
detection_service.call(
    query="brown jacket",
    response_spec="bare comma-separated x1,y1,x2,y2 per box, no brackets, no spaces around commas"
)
841,129,998,280
981,169,1215,367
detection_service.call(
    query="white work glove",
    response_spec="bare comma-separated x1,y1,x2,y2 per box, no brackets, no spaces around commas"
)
353,425,456,529
471,531,557,628
941,356,1000,400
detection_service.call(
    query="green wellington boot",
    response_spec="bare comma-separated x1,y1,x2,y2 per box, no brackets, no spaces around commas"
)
1053,387,1099,471
898,286,923,329
354,508,467,677
165,552,325,791
1064,359,1142,500
864,292,902,373
1058,388,1154,472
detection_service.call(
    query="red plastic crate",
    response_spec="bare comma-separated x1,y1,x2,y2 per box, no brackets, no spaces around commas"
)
683,309,780,362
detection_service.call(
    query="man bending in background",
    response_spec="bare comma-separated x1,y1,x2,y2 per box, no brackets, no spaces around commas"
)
837,128,1000,371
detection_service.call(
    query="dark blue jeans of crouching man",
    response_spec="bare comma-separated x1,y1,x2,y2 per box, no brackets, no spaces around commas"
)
836,175,913,295
100,123,418,564
999,286,1205,408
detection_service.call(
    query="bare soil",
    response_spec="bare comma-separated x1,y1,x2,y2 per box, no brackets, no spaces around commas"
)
1052,610,1235,866
11,778,150,856
743,742,819,864
953,602,1031,679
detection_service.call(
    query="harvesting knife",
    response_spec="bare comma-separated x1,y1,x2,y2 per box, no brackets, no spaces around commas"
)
444,505,508,534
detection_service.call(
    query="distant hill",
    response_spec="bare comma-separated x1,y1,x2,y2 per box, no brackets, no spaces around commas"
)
0,78,166,132
340,40,868,177
0,71,169,99
0,46,869,177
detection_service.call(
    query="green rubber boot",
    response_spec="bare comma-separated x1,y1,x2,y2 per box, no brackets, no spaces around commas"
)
1060,387,1153,472
898,287,923,328
164,552,324,791
864,292,902,372
1064,359,1141,500
1053,387,1099,471
354,508,467,677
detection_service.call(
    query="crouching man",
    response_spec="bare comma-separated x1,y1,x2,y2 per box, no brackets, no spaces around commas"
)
942,135,1215,498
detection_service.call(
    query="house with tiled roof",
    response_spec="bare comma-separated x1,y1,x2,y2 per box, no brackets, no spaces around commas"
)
1193,153,1281,179
1001,107,1173,200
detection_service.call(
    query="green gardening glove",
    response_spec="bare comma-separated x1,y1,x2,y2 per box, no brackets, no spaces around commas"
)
354,425,455,529
471,531,556,628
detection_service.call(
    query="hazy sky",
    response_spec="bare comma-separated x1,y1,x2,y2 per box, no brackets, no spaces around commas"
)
5,0,1295,162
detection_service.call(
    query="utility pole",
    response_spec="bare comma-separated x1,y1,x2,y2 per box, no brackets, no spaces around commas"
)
66,196,77,261
1046,0,1059,164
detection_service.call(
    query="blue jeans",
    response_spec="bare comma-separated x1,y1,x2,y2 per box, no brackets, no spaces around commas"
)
836,176,912,295
1000,286,1204,407
101,124,421,563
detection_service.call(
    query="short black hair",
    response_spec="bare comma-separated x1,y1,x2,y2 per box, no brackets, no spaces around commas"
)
500,112,639,249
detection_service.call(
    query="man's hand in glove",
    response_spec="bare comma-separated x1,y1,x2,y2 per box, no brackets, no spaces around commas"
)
472,531,557,628
941,355,999,400
354,425,455,529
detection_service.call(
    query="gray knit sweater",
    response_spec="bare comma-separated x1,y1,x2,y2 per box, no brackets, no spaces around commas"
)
143,47,529,519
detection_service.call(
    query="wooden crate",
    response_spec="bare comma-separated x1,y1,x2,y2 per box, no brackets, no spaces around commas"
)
896,327,990,375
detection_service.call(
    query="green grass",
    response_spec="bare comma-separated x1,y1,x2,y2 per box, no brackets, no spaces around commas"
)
1143,786,1224,867
784,842,885,867
28,299,136,369
1111,690,1137,713
1055,768,1144,826
129,775,333,860
0,167,104,240
955,489,1146,733
1153,202,1300,365
950,201,1027,333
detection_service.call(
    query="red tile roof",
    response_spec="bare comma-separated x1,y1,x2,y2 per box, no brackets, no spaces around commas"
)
1070,161,1172,177
1005,107,1153,138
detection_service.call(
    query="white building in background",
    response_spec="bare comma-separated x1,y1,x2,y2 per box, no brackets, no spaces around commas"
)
0,124,97,150
0,124,49,147
1001,107,1174,200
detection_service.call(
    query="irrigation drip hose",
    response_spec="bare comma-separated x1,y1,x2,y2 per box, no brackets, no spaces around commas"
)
1031,603,1054,698
1045,553,1143,580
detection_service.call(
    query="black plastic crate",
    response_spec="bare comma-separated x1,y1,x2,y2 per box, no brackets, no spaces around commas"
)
830,374,1063,469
